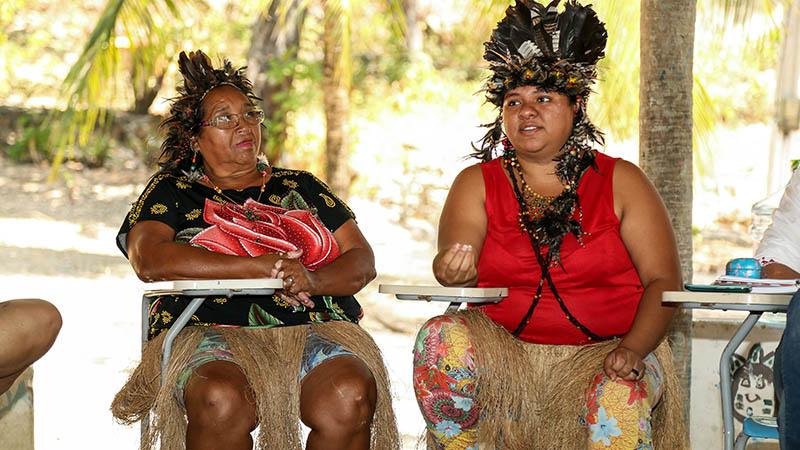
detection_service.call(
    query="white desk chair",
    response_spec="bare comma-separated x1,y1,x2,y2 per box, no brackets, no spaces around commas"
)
139,279,283,442
378,284,507,312
663,291,790,450
142,278,284,379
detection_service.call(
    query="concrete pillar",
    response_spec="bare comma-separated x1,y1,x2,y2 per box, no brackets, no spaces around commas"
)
0,367,34,450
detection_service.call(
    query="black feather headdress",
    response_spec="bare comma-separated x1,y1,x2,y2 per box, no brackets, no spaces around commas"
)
157,50,261,175
483,0,607,107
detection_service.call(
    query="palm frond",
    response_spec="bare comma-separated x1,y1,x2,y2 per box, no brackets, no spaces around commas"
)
48,0,203,180
692,73,718,181
323,0,352,88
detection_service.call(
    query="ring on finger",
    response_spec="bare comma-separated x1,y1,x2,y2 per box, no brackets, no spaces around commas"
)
287,275,295,286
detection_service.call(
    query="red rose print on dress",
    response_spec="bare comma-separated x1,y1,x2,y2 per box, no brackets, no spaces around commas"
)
189,198,340,270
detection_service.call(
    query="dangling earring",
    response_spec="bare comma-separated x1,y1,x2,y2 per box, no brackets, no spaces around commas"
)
190,149,198,172
502,137,513,153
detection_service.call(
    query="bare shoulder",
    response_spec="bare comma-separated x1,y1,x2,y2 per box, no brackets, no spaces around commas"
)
446,163,486,202
612,158,649,184
613,159,659,196
452,163,485,185
611,158,664,219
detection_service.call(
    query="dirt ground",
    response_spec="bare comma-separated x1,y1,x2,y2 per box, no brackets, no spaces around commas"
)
0,150,758,449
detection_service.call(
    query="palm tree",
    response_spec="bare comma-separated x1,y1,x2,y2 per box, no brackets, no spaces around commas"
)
52,0,411,197
640,0,696,428
246,0,308,165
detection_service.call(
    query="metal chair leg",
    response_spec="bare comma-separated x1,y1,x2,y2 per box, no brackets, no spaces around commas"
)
734,432,750,450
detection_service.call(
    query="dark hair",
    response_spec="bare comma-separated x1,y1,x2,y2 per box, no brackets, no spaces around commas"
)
157,50,261,175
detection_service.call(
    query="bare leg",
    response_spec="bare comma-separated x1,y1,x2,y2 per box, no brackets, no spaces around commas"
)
184,361,258,450
0,299,62,394
301,356,377,450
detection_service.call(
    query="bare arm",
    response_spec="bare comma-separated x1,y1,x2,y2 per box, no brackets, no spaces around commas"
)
127,220,281,282
431,165,488,286
762,263,800,279
604,160,682,380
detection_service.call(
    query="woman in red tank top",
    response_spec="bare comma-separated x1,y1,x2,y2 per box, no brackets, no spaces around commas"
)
411,2,686,449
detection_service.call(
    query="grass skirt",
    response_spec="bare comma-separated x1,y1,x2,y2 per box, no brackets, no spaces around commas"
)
111,322,400,450
423,308,688,450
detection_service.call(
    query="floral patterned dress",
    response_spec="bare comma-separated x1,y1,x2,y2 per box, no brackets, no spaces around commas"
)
117,167,362,340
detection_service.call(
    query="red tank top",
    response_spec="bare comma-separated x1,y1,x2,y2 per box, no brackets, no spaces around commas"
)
476,153,643,345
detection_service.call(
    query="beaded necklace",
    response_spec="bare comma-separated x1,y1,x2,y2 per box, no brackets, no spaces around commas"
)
501,141,620,342
198,162,269,220
520,173,559,224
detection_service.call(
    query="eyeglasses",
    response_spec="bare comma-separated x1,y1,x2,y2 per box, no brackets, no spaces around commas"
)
199,110,265,130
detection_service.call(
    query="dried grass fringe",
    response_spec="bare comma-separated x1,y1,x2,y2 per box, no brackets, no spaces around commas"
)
111,322,400,450
422,308,688,450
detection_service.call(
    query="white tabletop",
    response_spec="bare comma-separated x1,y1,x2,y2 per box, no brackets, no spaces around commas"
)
144,278,283,296
663,291,792,312
378,284,507,303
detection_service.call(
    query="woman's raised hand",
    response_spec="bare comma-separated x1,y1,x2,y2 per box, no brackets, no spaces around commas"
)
433,243,479,287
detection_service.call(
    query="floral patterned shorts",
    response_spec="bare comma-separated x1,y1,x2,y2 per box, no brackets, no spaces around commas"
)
175,326,357,407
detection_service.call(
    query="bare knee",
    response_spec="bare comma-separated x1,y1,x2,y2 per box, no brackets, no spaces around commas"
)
0,299,61,373
185,364,257,433
25,299,62,347
301,358,377,434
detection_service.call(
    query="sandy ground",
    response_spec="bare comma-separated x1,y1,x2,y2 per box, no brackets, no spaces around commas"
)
1,123,797,449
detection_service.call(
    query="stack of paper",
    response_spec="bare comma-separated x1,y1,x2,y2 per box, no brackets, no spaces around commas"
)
714,275,800,293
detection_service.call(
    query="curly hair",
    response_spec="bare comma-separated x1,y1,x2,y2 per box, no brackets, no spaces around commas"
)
157,50,261,175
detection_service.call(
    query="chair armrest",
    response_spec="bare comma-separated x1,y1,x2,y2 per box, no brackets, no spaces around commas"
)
143,278,284,297
379,284,506,303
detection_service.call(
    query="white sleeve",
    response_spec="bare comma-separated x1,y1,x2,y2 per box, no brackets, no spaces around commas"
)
755,168,800,273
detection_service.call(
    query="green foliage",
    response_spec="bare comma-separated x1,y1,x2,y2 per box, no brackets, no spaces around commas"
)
5,114,52,162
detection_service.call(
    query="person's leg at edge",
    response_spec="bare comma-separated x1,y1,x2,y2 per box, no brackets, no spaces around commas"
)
412,315,480,450
582,352,664,450
300,355,377,450
776,290,800,449
0,299,62,394
184,360,258,450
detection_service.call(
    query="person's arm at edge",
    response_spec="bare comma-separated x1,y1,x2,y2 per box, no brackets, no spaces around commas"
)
757,169,800,279
606,159,682,379
432,164,488,287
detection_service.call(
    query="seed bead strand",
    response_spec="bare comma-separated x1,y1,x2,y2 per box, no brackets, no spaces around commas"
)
502,140,615,341
197,162,269,221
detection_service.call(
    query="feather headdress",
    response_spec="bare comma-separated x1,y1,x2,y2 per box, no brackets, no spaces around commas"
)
157,50,261,175
483,0,607,107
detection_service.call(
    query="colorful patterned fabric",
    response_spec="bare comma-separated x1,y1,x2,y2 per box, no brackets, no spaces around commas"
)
116,167,363,339
413,315,480,450
176,326,357,407
582,353,663,449
413,315,663,450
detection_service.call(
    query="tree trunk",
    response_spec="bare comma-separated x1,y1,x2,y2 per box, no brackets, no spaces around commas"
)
247,0,307,165
322,0,352,199
131,49,165,115
404,0,423,59
640,0,696,427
